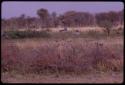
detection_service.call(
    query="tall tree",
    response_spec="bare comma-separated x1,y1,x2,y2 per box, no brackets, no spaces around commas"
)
51,12,58,27
37,8,49,28
95,12,115,36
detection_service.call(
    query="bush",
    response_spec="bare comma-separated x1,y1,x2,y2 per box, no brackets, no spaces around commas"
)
3,30,51,39
86,30,99,37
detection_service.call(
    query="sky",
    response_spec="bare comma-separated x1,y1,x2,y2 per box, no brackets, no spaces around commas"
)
2,1,124,19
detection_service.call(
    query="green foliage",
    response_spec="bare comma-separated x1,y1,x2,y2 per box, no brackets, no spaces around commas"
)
3,30,50,39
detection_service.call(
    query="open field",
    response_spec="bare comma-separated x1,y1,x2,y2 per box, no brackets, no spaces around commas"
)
1,31,123,83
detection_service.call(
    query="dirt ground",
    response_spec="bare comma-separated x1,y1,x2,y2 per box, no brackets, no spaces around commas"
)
1,72,123,83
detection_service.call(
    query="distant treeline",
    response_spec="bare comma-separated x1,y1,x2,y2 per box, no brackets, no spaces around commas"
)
2,8,124,29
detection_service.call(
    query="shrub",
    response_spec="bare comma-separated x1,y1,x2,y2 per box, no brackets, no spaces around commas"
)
3,30,51,39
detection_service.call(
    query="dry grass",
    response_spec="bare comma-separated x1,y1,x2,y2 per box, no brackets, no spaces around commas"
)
7,27,104,32
1,30,123,83
1,22,124,83
2,26,123,40
1,36,123,75
1,71,123,83
6,25,123,33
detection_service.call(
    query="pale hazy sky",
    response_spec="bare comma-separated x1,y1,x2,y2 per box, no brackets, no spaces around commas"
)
2,1,124,19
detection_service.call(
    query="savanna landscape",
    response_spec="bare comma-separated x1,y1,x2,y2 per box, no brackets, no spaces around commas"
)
1,2,124,83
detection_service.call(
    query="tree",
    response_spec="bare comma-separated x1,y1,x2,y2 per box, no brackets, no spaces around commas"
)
95,12,115,36
18,14,27,29
58,11,95,27
37,8,49,28
117,9,124,25
108,11,119,26
50,12,58,28
99,20,112,36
